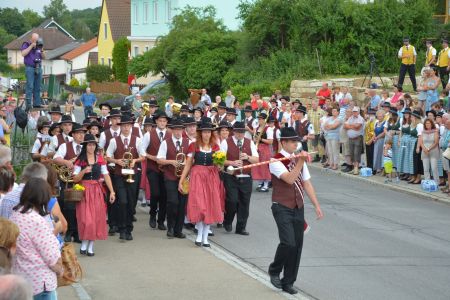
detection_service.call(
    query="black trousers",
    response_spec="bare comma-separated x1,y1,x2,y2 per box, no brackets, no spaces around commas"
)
439,66,449,90
59,181,78,239
164,178,187,234
301,141,308,152
107,173,119,229
365,143,374,170
147,169,167,224
398,64,417,91
113,175,138,234
268,203,304,286
223,174,253,232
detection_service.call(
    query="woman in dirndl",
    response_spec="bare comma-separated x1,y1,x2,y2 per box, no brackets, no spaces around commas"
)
178,121,225,248
408,110,424,184
372,110,386,174
73,134,116,256
397,108,412,179
384,108,401,171
252,113,273,192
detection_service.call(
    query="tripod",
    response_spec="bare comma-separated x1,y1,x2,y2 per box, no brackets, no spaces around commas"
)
361,56,385,88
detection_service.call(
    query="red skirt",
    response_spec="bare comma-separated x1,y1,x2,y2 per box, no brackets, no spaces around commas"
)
140,160,151,200
187,165,225,224
251,143,271,180
76,180,108,241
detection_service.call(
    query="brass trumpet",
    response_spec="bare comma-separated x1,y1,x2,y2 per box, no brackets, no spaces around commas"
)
254,110,270,148
175,147,189,195
122,149,135,183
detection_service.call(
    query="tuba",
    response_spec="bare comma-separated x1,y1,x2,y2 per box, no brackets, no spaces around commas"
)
171,103,182,116
51,163,74,183
122,149,135,183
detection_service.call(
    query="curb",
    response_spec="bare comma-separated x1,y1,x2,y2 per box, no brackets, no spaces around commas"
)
309,164,450,205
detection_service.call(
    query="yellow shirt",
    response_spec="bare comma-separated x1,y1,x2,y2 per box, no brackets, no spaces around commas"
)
401,45,415,65
426,46,436,65
438,47,450,67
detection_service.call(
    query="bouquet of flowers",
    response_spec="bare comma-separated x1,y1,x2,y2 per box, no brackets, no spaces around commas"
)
212,151,226,170
73,184,85,191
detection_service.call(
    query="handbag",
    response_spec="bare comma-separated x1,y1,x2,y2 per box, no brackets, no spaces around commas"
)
57,242,83,287
443,147,450,160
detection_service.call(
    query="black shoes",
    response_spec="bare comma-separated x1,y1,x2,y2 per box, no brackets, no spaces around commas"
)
235,230,250,236
269,273,282,289
87,252,95,257
282,285,298,295
149,216,156,228
167,229,175,239
119,232,126,240
202,243,211,248
195,241,202,247
217,223,223,228
125,233,133,240
174,232,186,239
224,224,232,232
108,226,118,236
132,216,137,222
184,223,194,230
158,223,167,230
80,249,87,255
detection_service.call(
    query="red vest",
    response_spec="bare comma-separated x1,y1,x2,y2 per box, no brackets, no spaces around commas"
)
113,135,139,176
146,129,172,172
64,142,78,161
56,134,67,151
163,137,190,181
296,119,310,138
131,126,141,138
226,137,252,175
104,128,120,151
271,152,304,209
100,117,110,129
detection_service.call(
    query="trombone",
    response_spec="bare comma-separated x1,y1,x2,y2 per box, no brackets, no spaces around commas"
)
254,110,270,147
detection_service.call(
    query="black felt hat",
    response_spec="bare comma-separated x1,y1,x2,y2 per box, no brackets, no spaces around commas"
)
148,100,159,107
99,102,112,110
226,108,237,115
296,106,307,114
169,118,185,129
217,120,231,130
143,117,155,126
258,112,268,119
217,102,227,109
154,111,171,121
279,126,300,141
403,107,412,114
59,114,74,125
243,105,253,112
183,117,196,126
118,114,134,125
197,121,214,131
48,105,62,115
81,133,97,145
180,104,189,112
412,110,422,119
107,109,121,118
389,108,398,115
381,102,391,108
69,123,87,136
232,121,246,132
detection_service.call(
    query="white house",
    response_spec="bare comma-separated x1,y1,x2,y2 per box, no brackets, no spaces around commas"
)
41,42,81,84
61,38,98,84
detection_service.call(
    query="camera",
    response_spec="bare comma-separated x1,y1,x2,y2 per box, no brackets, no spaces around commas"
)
36,38,44,49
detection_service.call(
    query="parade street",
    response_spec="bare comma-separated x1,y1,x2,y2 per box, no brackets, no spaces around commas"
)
60,165,450,300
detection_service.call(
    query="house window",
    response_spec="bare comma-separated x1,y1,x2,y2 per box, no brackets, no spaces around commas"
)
153,0,158,23
166,0,171,21
134,46,139,57
108,58,112,67
104,23,107,39
143,2,149,24
133,3,138,24
101,58,105,65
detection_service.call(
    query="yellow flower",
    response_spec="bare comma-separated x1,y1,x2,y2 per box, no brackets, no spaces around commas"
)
73,184,85,191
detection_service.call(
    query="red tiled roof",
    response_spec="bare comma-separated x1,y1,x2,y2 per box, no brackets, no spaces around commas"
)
4,27,73,50
61,38,98,61
104,0,131,41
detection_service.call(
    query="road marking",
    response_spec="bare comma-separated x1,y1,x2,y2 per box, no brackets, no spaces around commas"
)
71,282,91,300
185,233,311,300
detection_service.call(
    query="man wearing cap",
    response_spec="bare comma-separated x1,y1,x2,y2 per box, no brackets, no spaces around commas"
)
268,126,323,295
141,112,172,230
344,107,365,175
437,39,450,89
397,37,417,91
425,40,437,70
99,103,112,129
226,108,238,127
221,122,259,235
156,119,190,239
293,106,314,151
48,105,63,125
53,123,87,243
47,115,73,156
106,115,146,241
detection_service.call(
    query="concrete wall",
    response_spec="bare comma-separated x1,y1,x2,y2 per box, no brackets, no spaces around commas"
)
7,50,23,68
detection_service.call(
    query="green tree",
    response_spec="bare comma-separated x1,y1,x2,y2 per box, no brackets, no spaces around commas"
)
86,64,113,82
43,0,70,24
0,27,17,54
128,6,237,98
22,9,44,30
112,37,130,83
0,8,26,36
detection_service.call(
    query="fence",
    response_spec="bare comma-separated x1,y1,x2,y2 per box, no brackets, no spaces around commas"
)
90,81,131,95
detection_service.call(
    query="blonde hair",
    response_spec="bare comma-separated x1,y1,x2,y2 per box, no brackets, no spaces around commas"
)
0,218,19,250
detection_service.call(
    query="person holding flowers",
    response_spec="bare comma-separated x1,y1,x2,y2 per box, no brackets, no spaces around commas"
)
220,122,259,235
178,121,225,248
73,134,116,256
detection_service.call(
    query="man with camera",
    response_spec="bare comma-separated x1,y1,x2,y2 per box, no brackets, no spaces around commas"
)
21,33,45,110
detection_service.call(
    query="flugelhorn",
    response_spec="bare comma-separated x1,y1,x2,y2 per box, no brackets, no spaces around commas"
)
122,149,135,183
175,148,186,177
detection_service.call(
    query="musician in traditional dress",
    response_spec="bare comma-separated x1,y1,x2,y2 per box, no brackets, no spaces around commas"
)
179,105,190,118
178,121,225,247
48,105,63,125
139,117,155,207
73,134,116,256
156,118,190,239
53,123,87,243
216,120,231,144
141,112,172,230
184,117,197,142
221,122,259,235
268,126,323,295
47,115,73,156
31,121,51,162
226,108,238,127
87,120,102,143
252,113,274,192
214,102,227,124
244,106,256,140
106,115,146,241
99,103,112,129
293,105,314,151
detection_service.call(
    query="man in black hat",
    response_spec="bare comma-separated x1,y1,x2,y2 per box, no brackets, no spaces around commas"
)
180,104,189,118
226,108,238,127
98,109,122,234
397,37,417,91
106,115,146,241
141,112,172,230
53,123,87,243
243,105,256,140
293,106,314,151
183,117,197,142
156,119,190,239
214,102,227,124
48,115,73,156
99,102,112,129
221,122,259,235
437,39,450,89
48,105,63,125
268,126,323,295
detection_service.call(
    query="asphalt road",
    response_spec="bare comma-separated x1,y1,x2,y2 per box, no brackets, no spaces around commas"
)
208,168,450,300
